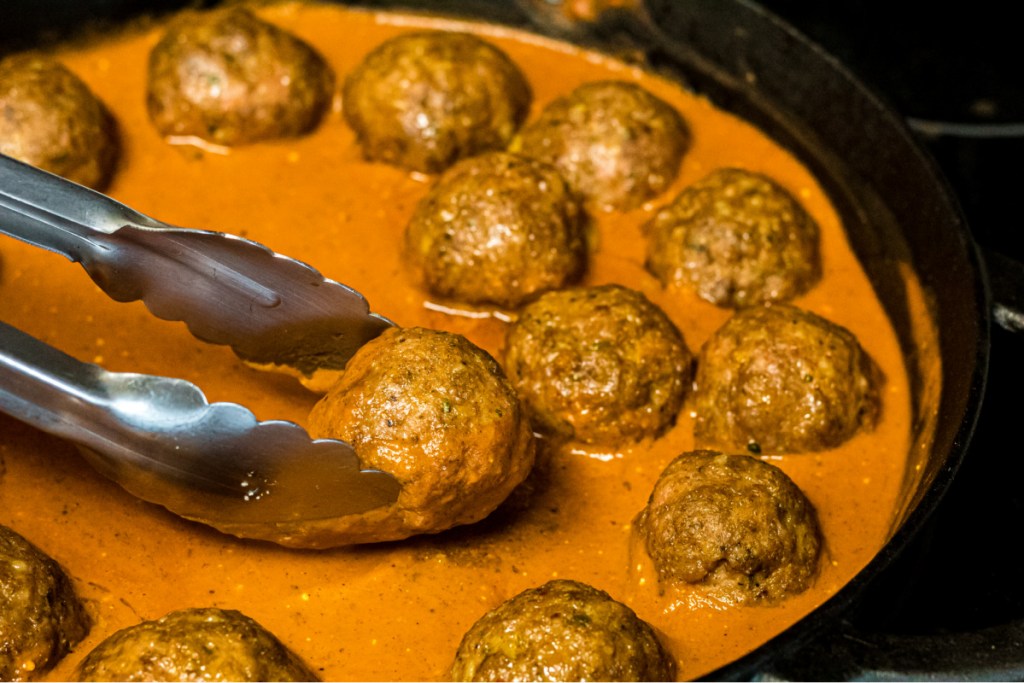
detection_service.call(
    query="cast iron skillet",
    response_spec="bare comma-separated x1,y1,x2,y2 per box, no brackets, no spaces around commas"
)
2,0,1018,679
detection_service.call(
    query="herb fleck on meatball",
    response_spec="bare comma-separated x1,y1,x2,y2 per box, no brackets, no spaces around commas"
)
146,7,334,146
693,304,880,453
404,151,586,308
504,284,692,445
305,327,535,546
645,167,821,307
1,525,90,682
343,31,531,173
0,55,118,190
450,579,675,682
515,80,688,211
634,450,822,604
75,607,317,681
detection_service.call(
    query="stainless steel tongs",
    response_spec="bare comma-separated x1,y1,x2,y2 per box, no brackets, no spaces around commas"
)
0,153,400,541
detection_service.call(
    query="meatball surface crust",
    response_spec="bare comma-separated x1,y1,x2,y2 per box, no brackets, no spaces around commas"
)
634,451,822,604
342,31,531,173
75,607,316,681
693,304,880,453
307,327,535,545
0,55,117,189
504,284,692,445
146,7,334,146
1,525,90,682
404,151,586,308
645,167,822,308
450,579,675,682
515,80,688,211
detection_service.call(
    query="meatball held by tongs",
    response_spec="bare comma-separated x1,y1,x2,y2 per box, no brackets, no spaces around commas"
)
306,327,536,546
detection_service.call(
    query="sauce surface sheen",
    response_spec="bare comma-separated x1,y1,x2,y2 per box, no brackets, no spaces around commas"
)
0,4,912,680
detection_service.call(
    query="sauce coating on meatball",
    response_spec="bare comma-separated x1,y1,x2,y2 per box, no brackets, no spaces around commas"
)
305,327,535,546
0,55,117,190
75,607,316,681
645,167,822,308
450,579,676,682
515,80,688,211
404,151,586,308
693,304,881,453
342,31,531,173
1,525,90,682
504,284,692,445
634,451,822,605
146,7,334,146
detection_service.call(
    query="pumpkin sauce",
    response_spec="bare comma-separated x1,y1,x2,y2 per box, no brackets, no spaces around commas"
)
0,3,916,680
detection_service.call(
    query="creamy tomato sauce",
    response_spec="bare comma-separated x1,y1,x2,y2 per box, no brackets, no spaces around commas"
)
0,3,916,680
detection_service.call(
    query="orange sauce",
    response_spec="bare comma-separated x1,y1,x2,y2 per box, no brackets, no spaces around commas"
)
0,3,917,680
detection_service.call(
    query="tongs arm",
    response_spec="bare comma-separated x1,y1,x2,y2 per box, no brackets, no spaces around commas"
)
0,153,392,376
0,319,400,525
0,151,157,258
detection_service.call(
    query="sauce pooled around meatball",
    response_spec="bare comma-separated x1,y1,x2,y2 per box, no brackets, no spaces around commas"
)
645,167,822,308
633,450,822,605
404,151,586,308
693,304,880,453
75,607,317,682
450,579,676,682
515,80,688,211
146,7,334,146
504,284,692,446
342,30,531,173
1,525,90,682
0,55,118,189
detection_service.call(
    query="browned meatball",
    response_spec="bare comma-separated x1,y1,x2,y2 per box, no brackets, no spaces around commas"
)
342,31,531,173
693,305,880,453
146,7,334,146
514,80,688,211
404,151,586,308
305,327,535,546
450,579,675,682
75,607,317,681
0,55,117,189
634,450,822,605
1,525,90,681
645,167,822,308
504,284,692,445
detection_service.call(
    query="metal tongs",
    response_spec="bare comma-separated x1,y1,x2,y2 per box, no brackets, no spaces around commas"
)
0,154,400,540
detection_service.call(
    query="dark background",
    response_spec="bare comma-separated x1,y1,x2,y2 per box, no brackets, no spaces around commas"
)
757,1,1024,678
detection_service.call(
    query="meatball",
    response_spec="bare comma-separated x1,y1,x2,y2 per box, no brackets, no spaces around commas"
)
404,151,586,308
305,327,535,545
342,31,531,173
693,304,880,453
146,7,334,146
645,167,822,308
75,607,316,681
514,80,688,211
504,284,692,445
1,525,90,681
634,450,822,605
0,54,117,189
450,579,675,682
